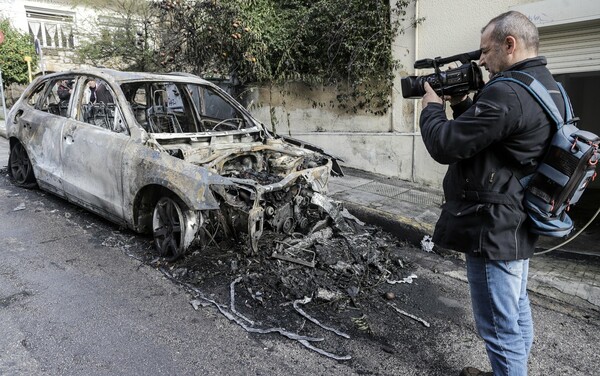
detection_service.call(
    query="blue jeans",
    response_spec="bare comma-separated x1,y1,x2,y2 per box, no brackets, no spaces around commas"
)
466,256,533,376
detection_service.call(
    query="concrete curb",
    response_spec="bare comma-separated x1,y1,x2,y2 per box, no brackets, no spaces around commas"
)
342,201,433,246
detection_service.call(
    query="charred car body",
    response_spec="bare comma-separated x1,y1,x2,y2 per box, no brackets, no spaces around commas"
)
7,69,343,258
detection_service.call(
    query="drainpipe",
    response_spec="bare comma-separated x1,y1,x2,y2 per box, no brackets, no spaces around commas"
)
411,0,420,183
389,1,396,134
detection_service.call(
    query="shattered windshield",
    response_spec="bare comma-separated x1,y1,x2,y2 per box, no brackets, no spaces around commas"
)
121,81,253,133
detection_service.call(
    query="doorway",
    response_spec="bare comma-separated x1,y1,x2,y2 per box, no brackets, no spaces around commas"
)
544,71,600,255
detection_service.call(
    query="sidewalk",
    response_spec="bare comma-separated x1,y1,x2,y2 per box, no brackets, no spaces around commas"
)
329,167,600,316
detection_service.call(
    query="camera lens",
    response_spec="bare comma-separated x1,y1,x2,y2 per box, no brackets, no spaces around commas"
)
401,76,426,98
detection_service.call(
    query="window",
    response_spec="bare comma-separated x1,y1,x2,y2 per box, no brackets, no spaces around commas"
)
26,82,47,108
187,85,242,121
26,8,75,49
122,82,198,133
77,77,127,134
127,86,149,130
121,81,250,133
38,77,74,117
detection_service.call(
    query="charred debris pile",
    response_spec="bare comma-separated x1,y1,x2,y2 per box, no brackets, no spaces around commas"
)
150,209,429,360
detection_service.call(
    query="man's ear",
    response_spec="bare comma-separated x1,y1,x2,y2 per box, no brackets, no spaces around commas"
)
505,36,516,54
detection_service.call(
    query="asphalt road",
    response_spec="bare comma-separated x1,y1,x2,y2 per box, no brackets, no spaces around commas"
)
0,171,357,375
1,137,599,375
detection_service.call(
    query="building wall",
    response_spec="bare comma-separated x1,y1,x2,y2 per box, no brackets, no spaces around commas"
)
0,0,96,72
247,0,530,189
245,82,418,180
248,0,600,190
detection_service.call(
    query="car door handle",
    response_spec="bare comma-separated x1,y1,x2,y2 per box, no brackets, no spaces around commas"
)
12,110,32,130
64,135,75,144
14,109,24,123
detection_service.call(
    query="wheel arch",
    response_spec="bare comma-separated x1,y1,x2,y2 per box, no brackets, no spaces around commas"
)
7,137,38,188
132,184,184,233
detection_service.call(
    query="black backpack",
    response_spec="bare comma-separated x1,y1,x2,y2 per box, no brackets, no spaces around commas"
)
493,71,599,237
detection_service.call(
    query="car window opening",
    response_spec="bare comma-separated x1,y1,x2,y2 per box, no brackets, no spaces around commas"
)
121,81,249,134
79,77,126,134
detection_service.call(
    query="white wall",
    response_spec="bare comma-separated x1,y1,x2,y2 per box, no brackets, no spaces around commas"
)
0,0,29,30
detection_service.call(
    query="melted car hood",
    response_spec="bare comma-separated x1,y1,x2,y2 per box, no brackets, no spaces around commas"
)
146,132,336,184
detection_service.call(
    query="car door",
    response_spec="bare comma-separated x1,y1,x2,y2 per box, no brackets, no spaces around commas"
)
60,77,130,223
14,77,75,197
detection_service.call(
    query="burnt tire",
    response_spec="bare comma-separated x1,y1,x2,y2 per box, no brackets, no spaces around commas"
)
152,196,187,259
9,141,37,189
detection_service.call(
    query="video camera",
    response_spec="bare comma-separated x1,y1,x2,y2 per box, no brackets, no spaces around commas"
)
401,50,484,99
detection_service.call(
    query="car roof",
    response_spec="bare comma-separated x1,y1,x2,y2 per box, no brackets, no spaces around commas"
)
41,68,215,86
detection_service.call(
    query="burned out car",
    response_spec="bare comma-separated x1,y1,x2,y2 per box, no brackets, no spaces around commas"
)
6,69,343,258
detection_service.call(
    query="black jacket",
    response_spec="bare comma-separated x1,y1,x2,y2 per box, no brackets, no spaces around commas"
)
420,57,563,260
57,83,71,102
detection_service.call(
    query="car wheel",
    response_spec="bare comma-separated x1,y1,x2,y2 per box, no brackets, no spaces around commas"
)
152,196,187,259
9,142,37,188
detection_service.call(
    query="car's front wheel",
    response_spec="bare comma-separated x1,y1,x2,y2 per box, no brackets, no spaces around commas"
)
152,196,187,259
9,141,37,188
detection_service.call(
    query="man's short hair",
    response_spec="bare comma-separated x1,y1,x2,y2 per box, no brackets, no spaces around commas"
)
482,11,539,53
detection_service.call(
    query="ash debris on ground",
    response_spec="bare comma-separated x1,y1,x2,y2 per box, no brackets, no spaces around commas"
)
146,216,426,359
180,224,411,304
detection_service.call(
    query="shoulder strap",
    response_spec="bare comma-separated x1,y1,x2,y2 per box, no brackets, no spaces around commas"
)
491,71,572,130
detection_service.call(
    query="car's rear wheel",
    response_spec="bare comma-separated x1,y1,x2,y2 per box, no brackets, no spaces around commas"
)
9,142,37,188
152,196,187,259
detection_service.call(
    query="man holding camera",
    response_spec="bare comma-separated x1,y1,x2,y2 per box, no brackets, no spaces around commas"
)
419,11,563,376
57,79,73,102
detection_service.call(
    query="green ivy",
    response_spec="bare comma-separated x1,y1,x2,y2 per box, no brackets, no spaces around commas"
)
0,18,38,88
75,0,422,115
154,0,421,114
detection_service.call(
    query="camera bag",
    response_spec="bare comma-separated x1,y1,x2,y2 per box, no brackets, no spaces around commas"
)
493,71,599,237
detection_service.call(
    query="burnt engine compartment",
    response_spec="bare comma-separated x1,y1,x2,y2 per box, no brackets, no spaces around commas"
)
216,180,326,237
207,150,334,247
217,150,326,183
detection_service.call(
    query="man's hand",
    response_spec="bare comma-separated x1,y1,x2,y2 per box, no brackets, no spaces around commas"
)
422,82,469,109
422,82,443,109
444,93,468,106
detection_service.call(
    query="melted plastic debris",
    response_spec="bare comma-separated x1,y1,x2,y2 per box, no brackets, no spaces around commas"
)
421,235,435,253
